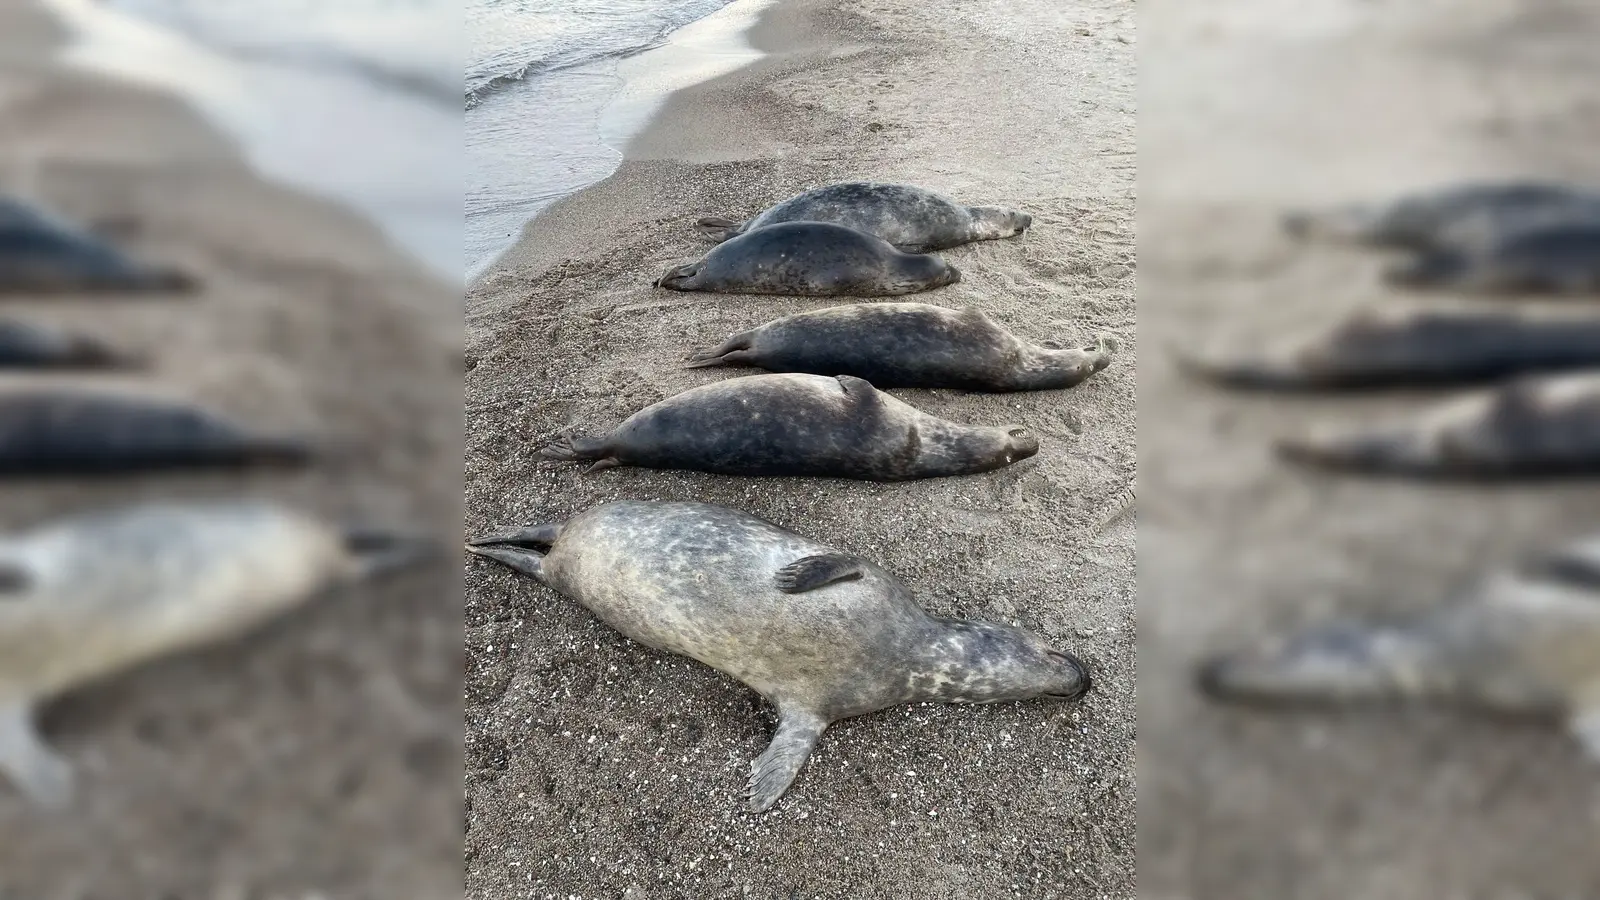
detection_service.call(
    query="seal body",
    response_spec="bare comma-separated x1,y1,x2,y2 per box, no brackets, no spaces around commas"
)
0,198,195,294
1199,534,1600,761
1283,182,1600,253
466,500,1090,812
0,387,311,475
542,373,1039,481
0,320,131,369
696,182,1032,254
687,303,1116,391
656,222,960,297
1276,372,1600,478
1179,308,1600,389
1386,221,1600,294
0,500,429,808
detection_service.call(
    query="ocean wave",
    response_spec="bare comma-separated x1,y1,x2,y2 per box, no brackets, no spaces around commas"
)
463,39,667,110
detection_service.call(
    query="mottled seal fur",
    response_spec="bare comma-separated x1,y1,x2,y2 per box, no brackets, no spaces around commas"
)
1177,307,1600,390
1276,371,1600,478
0,198,195,294
1198,534,1600,762
1283,182,1600,253
466,500,1091,812
0,500,429,807
0,320,133,370
1385,221,1600,294
0,387,311,476
657,222,960,297
696,182,1032,254
542,373,1039,481
686,302,1117,392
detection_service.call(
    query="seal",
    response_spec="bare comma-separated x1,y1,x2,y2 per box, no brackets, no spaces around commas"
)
465,499,1092,812
685,302,1117,392
0,197,195,294
0,499,430,807
1384,221,1600,294
1275,371,1600,478
1283,181,1600,253
1176,307,1600,390
695,182,1033,254
0,320,133,370
656,222,961,297
0,387,312,476
1197,533,1600,762
541,373,1039,481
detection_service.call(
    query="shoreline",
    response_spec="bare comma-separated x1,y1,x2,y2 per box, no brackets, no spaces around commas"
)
466,0,1135,895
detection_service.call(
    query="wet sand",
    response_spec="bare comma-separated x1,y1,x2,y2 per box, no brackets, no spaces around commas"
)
465,0,1135,896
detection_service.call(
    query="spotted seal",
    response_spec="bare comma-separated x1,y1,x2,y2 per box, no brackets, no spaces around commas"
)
1275,371,1600,477
1283,181,1600,253
686,302,1117,391
542,373,1038,480
695,182,1032,254
0,197,195,294
466,499,1091,812
656,222,960,297
0,320,133,369
0,500,429,807
1198,534,1600,762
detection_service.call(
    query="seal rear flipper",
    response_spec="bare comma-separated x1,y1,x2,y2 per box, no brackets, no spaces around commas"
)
655,262,703,291
774,553,867,594
0,702,73,810
467,522,564,550
694,216,743,243
541,434,609,464
683,333,755,369
748,707,827,813
464,543,546,581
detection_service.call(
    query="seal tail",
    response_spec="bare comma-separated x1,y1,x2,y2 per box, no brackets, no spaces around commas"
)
694,216,743,243
655,263,701,291
683,332,754,369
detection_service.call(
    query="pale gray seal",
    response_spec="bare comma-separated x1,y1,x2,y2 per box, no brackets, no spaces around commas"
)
0,197,195,294
656,222,961,297
1198,533,1600,763
466,499,1091,812
686,302,1117,392
695,182,1032,254
0,320,133,370
1283,182,1600,253
1276,371,1600,478
542,373,1039,480
0,387,311,475
1177,307,1600,390
0,500,429,807
1385,221,1600,294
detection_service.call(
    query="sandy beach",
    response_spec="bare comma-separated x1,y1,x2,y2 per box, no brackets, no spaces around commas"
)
0,3,462,898
465,0,1135,896
1141,0,1600,897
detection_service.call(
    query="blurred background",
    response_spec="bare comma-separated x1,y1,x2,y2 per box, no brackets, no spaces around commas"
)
1140,0,1600,897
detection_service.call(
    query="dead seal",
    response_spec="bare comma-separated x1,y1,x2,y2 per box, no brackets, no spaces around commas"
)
0,198,195,294
0,500,429,807
1384,221,1600,294
542,373,1039,481
1177,307,1600,390
1198,534,1600,762
0,386,311,476
466,499,1092,812
686,302,1117,392
695,182,1032,253
1283,181,1600,253
656,222,961,297
1276,372,1600,478
0,320,133,370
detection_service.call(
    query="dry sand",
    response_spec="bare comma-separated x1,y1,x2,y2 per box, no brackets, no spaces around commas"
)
465,0,1135,897
1141,0,1600,897
0,3,462,898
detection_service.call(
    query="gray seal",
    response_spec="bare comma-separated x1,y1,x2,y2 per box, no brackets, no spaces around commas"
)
686,302,1117,392
656,222,960,297
1177,307,1600,390
542,373,1039,480
0,320,133,370
1275,371,1600,478
1198,533,1600,763
0,197,195,294
466,499,1091,812
0,387,311,476
1283,181,1600,253
0,500,429,807
1385,221,1600,294
695,182,1032,254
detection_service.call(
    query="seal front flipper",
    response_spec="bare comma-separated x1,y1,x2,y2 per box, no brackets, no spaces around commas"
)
694,216,743,243
774,553,866,594
748,706,827,813
0,702,73,809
